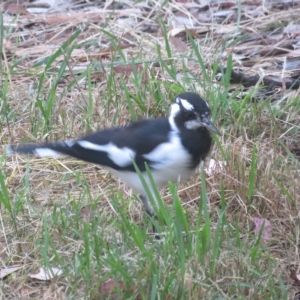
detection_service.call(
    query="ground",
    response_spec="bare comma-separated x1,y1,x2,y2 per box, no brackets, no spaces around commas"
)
1,0,300,299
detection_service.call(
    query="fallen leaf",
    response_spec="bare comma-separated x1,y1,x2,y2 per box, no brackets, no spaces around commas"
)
80,206,91,219
113,64,148,80
29,267,62,280
172,16,197,27
99,280,126,297
252,217,272,244
212,10,234,18
3,2,27,15
284,24,300,35
214,24,237,35
169,27,201,38
98,280,142,300
286,49,300,57
245,6,266,18
77,46,134,62
0,265,22,279
89,72,106,83
116,17,138,28
15,46,87,61
26,12,103,27
96,44,135,59
169,36,188,52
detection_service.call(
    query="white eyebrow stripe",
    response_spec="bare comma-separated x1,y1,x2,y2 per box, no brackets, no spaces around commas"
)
205,100,209,108
180,99,194,111
77,140,135,167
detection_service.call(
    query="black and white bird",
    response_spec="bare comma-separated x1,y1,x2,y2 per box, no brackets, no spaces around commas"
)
7,92,220,237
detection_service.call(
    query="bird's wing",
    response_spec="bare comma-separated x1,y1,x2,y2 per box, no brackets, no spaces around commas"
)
7,118,172,172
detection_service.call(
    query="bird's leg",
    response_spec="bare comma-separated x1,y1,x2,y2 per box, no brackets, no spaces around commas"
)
139,194,160,240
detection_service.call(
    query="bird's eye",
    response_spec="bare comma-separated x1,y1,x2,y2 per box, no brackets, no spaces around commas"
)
185,111,194,119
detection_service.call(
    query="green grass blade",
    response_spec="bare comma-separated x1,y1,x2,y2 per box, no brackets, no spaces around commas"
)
200,165,209,221
187,29,209,83
0,168,11,212
248,144,257,204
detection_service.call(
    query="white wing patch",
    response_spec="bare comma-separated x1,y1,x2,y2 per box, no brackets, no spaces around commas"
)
109,133,193,195
77,140,135,167
64,140,75,147
35,148,60,157
181,99,194,111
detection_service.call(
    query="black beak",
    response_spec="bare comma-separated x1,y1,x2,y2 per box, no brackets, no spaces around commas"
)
202,118,221,135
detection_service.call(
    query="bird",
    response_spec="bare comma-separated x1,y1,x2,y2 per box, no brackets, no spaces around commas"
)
7,92,220,238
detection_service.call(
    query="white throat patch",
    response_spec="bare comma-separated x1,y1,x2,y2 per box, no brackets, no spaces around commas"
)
185,119,202,130
169,103,180,131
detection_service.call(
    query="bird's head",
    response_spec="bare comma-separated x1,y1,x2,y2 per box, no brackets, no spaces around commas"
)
169,92,220,135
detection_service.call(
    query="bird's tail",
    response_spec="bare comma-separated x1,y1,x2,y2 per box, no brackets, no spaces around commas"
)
6,140,77,158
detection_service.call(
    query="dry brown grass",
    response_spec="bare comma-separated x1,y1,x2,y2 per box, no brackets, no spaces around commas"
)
1,0,300,299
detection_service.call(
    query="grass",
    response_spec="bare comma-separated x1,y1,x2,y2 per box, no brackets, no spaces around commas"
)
1,4,300,300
